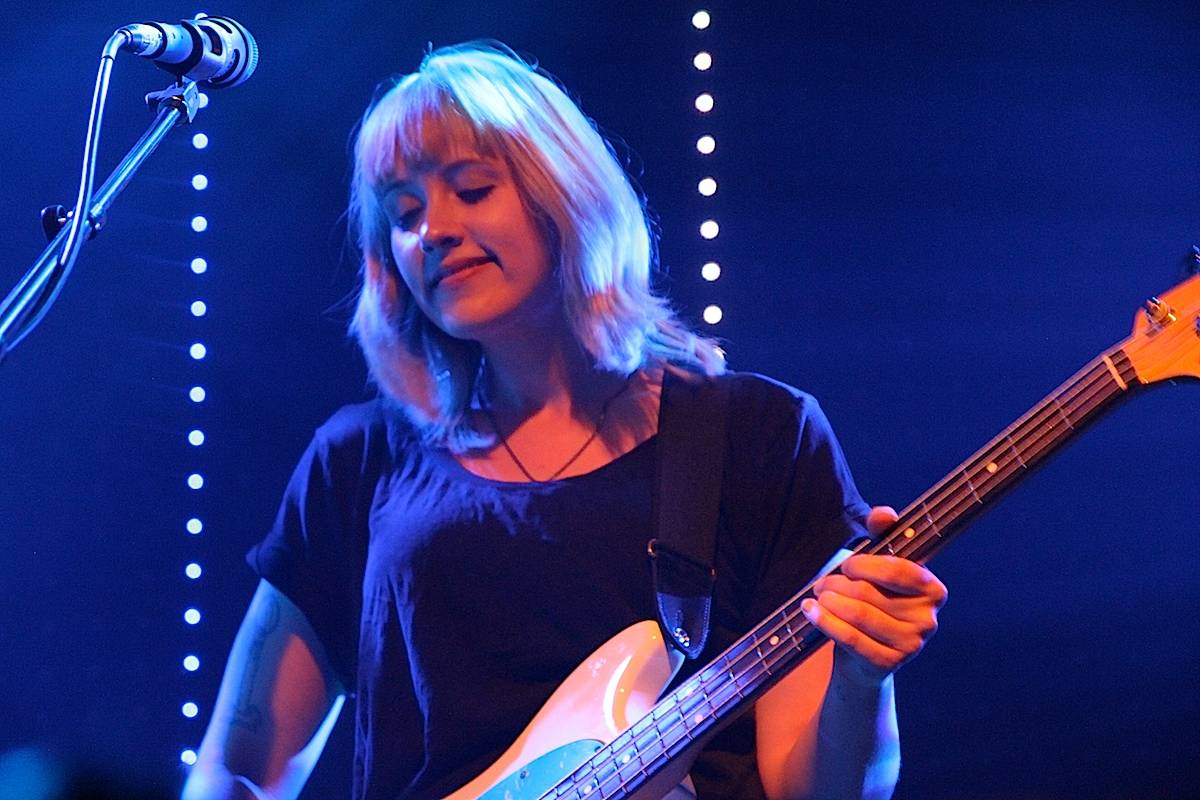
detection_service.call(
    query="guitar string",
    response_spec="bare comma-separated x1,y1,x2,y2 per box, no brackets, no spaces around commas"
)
887,310,1195,563
554,317,1197,797
555,364,1124,800
552,355,1128,799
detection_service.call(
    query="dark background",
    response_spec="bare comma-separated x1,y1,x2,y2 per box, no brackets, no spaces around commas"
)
1,1,1197,798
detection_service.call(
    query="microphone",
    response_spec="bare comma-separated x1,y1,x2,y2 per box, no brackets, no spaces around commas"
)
117,16,259,89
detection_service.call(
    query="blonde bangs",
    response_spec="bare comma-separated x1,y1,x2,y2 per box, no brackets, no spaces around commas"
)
356,77,502,195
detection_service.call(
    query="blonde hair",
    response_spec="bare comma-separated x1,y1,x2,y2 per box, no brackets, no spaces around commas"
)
349,42,724,451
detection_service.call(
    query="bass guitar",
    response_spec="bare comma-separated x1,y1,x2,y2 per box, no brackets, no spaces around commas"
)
444,273,1200,800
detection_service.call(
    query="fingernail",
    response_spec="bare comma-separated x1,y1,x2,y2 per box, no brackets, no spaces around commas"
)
801,598,818,618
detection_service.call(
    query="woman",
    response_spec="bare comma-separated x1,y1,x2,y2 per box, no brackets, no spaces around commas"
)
182,43,946,800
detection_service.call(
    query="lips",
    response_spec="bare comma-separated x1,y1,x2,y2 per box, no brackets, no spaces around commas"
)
430,256,494,289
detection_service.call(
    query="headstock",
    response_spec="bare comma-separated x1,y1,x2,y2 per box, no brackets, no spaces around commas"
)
1126,272,1200,384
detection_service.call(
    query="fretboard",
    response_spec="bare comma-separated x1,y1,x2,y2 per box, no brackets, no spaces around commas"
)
548,345,1138,800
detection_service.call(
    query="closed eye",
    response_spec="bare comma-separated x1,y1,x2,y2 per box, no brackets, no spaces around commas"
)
396,208,420,230
458,186,494,204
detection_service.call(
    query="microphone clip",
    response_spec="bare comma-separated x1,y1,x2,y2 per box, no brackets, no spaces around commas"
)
145,80,199,123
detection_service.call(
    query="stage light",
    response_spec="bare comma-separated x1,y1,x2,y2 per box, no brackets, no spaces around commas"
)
191,133,208,150
701,261,721,281
700,219,719,239
190,215,208,233
188,429,205,446
184,608,201,625
697,135,715,155
190,300,207,317
182,702,199,718
703,304,724,324
190,257,207,274
197,92,209,108
189,342,206,360
185,562,202,579
693,52,712,71
191,174,208,191
692,10,711,29
698,177,717,196
180,749,197,765
695,93,714,113
183,655,200,672
186,517,203,534
187,473,204,490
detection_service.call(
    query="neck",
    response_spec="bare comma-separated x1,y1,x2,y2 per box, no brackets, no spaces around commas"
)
479,320,615,419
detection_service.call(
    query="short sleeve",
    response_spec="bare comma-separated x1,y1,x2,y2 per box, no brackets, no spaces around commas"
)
686,374,872,799
742,381,871,622
246,404,387,689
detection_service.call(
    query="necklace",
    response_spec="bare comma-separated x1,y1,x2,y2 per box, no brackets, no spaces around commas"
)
480,374,633,483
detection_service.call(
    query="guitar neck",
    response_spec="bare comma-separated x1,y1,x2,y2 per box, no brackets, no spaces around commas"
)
869,343,1136,562
551,342,1140,800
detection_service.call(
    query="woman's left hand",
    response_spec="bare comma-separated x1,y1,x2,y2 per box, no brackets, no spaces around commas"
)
801,505,948,687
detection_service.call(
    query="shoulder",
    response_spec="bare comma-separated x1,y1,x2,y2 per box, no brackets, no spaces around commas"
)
307,398,421,468
712,371,827,428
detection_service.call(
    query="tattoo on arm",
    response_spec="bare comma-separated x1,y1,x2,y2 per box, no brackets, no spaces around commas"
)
232,593,282,732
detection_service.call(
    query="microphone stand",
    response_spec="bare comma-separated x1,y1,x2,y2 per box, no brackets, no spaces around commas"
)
0,79,200,365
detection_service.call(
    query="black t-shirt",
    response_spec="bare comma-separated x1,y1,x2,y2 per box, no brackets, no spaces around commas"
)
249,372,870,799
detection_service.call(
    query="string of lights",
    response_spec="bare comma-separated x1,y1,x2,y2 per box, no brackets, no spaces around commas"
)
691,9,723,327
179,90,212,768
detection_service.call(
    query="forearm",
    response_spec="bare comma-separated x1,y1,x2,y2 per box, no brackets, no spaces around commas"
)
181,764,270,800
775,672,900,800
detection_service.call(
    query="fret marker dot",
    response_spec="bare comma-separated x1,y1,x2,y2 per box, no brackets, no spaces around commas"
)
768,635,780,646
904,527,916,539
986,461,999,474
693,712,704,725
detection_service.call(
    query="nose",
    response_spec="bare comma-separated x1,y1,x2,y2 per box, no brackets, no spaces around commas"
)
418,194,464,254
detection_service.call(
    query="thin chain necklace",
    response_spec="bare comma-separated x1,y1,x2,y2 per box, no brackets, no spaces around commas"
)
480,373,633,483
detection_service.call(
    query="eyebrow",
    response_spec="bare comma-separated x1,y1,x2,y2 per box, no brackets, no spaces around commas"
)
379,158,499,194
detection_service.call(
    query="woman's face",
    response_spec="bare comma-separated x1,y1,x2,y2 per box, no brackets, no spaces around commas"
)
380,134,557,344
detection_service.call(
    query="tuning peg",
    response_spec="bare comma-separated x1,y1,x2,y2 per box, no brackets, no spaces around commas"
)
1143,296,1177,326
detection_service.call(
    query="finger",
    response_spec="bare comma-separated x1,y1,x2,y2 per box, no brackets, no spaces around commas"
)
839,555,948,603
811,590,927,654
866,505,899,535
800,596,906,675
811,573,935,618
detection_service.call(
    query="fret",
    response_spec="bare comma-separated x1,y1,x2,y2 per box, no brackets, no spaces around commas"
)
1049,395,1075,430
920,501,941,538
963,473,983,505
1003,432,1027,469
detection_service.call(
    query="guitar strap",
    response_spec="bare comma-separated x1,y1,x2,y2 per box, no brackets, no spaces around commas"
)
649,369,730,660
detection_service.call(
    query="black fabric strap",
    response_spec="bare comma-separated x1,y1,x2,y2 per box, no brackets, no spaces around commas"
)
650,370,729,659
